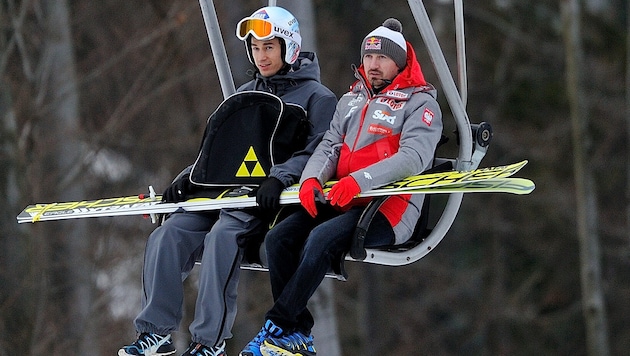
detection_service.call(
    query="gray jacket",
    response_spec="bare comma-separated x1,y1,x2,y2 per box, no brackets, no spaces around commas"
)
301,46,443,243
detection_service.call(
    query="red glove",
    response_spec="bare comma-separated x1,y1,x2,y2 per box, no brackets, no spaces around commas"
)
299,178,324,218
329,176,361,207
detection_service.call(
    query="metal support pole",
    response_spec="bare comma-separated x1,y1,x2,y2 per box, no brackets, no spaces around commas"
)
454,0,467,106
408,0,472,170
198,0,236,99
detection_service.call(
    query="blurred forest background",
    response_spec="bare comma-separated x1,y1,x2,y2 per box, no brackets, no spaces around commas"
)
1,0,629,355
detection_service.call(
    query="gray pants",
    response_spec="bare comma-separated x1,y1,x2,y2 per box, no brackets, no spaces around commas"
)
134,209,263,347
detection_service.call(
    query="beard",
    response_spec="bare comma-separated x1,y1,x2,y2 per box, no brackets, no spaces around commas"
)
368,70,389,89
370,78,387,89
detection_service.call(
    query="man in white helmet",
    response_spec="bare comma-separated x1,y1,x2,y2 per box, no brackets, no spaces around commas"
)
118,6,336,356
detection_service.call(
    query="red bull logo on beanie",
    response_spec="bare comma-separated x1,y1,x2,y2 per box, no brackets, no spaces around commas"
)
365,37,382,50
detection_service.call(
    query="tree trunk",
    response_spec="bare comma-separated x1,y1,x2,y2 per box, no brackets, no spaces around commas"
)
37,1,94,353
560,1,610,355
0,78,24,356
309,279,342,355
282,1,342,354
359,265,387,356
626,0,630,251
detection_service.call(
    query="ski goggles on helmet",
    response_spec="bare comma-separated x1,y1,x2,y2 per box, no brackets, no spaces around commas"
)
236,18,302,43
237,18,274,40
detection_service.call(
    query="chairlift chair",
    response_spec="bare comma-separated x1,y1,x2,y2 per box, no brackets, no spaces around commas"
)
197,0,491,275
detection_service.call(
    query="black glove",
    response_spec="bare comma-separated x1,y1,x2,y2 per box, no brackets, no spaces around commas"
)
162,173,196,203
256,177,285,211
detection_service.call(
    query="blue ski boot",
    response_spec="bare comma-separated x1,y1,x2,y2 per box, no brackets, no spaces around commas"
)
239,319,284,356
260,331,316,356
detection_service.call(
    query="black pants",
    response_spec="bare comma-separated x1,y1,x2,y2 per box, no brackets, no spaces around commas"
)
264,206,394,333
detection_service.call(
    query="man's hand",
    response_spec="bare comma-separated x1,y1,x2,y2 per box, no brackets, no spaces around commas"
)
299,178,324,218
162,173,196,203
256,177,285,211
328,176,361,207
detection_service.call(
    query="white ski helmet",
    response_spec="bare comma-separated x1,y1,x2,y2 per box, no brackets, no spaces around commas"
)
236,6,302,65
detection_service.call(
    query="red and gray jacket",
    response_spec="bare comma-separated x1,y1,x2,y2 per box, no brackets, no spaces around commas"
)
300,43,443,244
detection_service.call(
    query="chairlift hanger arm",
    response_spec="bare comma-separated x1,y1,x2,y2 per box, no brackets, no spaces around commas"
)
408,0,472,170
198,0,235,99
454,0,467,106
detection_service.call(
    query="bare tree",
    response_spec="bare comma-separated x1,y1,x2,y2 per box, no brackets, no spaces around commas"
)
35,1,95,354
1,2,41,354
627,0,630,245
1,0,94,353
276,1,343,354
0,75,21,356
560,0,610,355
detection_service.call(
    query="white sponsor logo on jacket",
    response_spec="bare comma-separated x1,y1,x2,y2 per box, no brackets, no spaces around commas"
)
373,110,396,125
